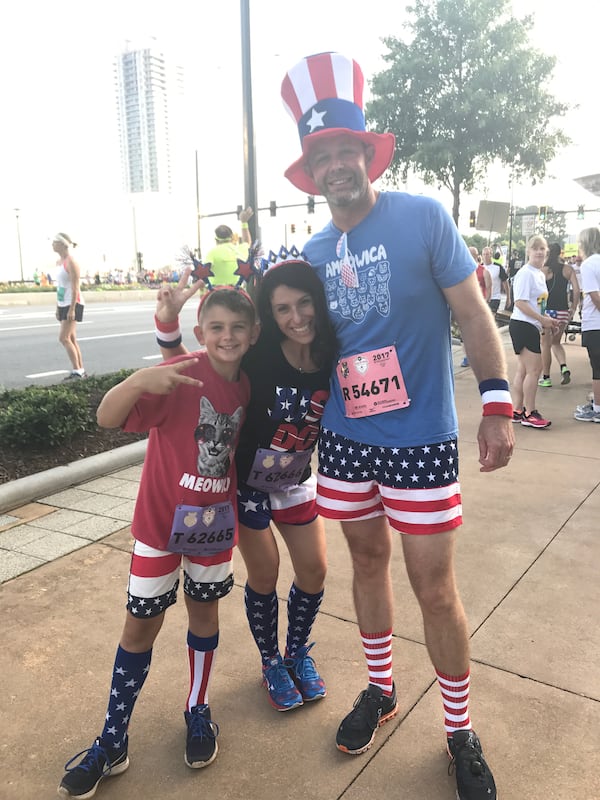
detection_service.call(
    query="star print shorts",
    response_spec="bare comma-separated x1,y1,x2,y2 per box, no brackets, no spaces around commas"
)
237,474,318,531
316,428,462,535
126,539,234,618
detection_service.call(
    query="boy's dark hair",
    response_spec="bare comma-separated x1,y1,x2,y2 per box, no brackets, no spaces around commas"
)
256,261,338,370
197,287,256,325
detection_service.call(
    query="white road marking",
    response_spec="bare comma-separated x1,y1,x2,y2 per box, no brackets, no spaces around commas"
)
25,370,69,378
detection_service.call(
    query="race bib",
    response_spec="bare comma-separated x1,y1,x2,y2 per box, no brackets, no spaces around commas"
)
337,346,410,418
167,502,235,556
246,448,312,493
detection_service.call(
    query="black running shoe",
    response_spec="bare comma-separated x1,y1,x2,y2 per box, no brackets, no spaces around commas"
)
57,737,129,799
184,704,219,768
336,683,398,754
447,729,497,800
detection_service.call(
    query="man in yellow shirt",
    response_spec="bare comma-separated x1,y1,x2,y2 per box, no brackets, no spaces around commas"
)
205,207,253,285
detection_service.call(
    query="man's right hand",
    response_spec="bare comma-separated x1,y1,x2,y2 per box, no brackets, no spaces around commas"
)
156,267,204,322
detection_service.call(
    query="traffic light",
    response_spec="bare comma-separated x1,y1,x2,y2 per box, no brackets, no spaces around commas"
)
270,200,277,217
136,251,143,269
236,205,243,217
577,205,585,219
307,225,312,234
469,210,476,228
290,223,296,234
307,195,315,214
539,205,547,221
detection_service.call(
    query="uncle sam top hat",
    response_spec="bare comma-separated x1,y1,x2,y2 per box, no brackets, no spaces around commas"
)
281,51,395,196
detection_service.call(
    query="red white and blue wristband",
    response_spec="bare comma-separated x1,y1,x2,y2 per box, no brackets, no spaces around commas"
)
479,379,513,418
155,315,182,349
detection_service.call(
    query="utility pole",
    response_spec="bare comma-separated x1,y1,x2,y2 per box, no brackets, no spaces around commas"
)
14,208,24,282
195,150,202,257
240,0,259,241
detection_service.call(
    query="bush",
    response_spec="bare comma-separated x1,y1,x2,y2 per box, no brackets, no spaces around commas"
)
0,370,136,449
0,387,90,448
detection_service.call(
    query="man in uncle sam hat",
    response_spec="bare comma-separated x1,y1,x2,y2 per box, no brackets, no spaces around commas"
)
281,51,513,800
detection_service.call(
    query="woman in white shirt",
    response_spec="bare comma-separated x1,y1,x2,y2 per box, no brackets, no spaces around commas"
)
573,227,600,422
53,232,86,379
508,235,558,429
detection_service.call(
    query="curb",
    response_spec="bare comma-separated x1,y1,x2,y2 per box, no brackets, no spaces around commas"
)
0,290,155,307
0,440,147,514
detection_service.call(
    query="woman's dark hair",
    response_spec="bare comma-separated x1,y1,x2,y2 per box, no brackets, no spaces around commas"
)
545,242,564,269
256,261,338,370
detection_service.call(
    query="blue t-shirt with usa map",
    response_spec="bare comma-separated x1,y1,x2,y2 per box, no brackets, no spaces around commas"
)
303,191,475,447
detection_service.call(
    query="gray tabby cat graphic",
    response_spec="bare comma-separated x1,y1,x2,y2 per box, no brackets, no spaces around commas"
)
194,396,243,477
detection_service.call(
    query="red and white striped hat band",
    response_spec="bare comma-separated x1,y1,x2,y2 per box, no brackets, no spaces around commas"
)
281,52,395,195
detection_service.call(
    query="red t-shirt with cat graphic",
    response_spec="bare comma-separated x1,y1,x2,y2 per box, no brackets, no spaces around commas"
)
123,351,250,552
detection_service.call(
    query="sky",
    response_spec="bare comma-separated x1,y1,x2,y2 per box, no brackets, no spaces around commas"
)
1,0,598,282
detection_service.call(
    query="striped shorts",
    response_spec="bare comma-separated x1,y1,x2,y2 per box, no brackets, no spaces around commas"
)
237,473,318,530
316,428,462,535
126,540,234,618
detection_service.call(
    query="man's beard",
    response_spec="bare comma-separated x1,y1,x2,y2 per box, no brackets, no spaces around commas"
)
321,171,368,208
325,186,362,207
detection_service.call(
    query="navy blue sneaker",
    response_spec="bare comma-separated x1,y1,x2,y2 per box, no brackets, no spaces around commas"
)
287,643,326,701
447,729,497,800
336,683,398,754
58,737,129,798
262,654,303,711
184,705,219,768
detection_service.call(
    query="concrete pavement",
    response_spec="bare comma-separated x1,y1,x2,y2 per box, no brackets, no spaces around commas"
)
1,334,599,800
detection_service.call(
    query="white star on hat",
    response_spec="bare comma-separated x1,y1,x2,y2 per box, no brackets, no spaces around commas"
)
306,107,327,132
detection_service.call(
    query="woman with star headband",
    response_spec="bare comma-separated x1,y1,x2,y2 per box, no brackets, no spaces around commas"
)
154,253,338,712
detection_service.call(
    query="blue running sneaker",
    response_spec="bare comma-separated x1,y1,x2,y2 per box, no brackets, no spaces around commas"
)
262,655,303,711
184,704,219,768
287,643,326,701
58,737,129,798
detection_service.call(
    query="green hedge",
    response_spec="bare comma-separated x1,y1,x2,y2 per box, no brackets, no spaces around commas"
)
0,283,153,294
0,371,136,449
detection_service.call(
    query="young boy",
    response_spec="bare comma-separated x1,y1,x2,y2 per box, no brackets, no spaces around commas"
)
58,288,259,799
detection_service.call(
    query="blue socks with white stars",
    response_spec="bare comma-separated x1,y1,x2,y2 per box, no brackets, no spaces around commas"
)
100,645,152,754
285,583,323,658
244,581,324,664
244,583,279,664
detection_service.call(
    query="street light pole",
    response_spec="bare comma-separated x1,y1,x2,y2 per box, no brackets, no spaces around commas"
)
14,208,24,282
195,150,202,257
240,0,259,242
131,201,139,270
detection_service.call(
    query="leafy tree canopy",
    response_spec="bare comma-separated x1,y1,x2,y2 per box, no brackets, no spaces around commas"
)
366,0,570,223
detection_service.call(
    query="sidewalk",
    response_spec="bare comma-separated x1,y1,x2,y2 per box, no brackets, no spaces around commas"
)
1,336,599,800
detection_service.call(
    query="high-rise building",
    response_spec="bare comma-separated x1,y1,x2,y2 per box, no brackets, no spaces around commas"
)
115,43,184,195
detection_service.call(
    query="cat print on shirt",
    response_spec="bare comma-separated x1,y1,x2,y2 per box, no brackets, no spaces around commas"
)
194,396,243,477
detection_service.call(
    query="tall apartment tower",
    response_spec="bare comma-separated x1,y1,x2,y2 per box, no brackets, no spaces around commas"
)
115,43,185,194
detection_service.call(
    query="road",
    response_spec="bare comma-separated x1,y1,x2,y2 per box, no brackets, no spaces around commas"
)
0,299,200,389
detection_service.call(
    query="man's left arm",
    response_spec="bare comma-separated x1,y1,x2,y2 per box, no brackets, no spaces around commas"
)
443,273,515,472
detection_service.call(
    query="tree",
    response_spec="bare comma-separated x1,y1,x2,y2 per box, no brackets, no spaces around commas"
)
366,0,570,224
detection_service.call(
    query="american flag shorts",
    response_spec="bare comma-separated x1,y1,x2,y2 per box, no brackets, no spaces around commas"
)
127,540,234,617
237,473,318,531
316,428,462,535
545,309,570,325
